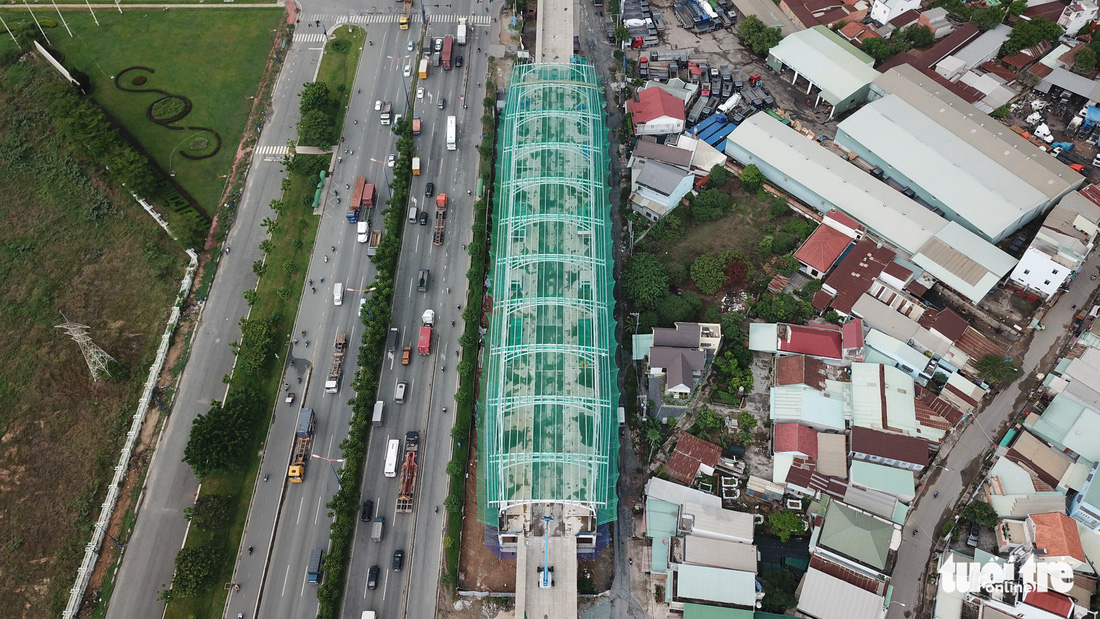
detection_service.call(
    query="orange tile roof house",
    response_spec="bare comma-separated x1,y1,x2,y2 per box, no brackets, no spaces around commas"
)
666,433,722,485
795,210,866,279
626,87,686,136
1028,512,1087,569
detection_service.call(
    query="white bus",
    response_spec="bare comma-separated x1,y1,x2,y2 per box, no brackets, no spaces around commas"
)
383,439,401,477
446,115,456,151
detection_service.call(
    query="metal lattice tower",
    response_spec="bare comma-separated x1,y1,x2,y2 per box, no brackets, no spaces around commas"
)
477,62,619,527
57,316,116,382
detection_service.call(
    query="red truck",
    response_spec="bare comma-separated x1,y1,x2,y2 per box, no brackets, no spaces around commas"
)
442,35,454,71
348,177,366,223
417,309,434,355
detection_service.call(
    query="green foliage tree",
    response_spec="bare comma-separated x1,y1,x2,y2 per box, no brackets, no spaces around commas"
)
169,544,222,598
1075,47,1097,75
183,494,234,531
691,188,733,223
900,24,934,47
969,6,1004,30
614,24,630,42
799,278,823,299
991,105,1010,119
737,411,758,445
960,500,999,528
759,569,800,613
693,408,723,440
768,510,804,542
108,147,156,196
770,232,798,255
299,109,335,146
1008,0,1028,16
708,164,732,188
623,253,669,309
861,37,909,62
974,354,1019,386
758,235,774,255
236,313,282,376
740,164,764,193
299,82,333,115
750,292,812,323
1002,19,1062,56
737,15,784,55
666,260,688,286
656,291,701,325
691,254,728,294
182,390,259,480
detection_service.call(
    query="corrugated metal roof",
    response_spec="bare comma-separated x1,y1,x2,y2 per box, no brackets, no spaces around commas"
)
769,385,847,431
645,497,679,573
767,26,879,106
681,502,755,543
913,222,1018,304
864,328,932,374
850,461,916,499
682,604,754,619
682,536,758,571
645,477,723,508
726,114,946,255
839,94,1043,241
817,432,848,478
797,566,886,619
675,564,758,607
1029,391,1100,463
818,501,895,571
850,362,917,434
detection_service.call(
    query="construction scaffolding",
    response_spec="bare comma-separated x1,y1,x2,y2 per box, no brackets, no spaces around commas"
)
477,62,620,530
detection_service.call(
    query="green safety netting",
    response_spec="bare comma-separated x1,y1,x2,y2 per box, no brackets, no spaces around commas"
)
477,62,619,528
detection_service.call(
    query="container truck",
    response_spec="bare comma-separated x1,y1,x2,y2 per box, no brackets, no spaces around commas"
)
433,193,448,245
367,230,381,256
373,400,384,426
348,176,367,223
412,117,422,136
446,116,456,150
457,18,468,45
442,35,454,70
395,431,420,512
325,333,347,393
419,57,429,79
288,408,316,482
306,549,324,585
418,309,434,354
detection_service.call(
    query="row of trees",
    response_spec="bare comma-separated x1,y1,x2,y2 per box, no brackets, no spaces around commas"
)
861,25,934,63
737,15,783,56
298,82,340,146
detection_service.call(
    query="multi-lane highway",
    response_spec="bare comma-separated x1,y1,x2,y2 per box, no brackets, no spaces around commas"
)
237,9,489,619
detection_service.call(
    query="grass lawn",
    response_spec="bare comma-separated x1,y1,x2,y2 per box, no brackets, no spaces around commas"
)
0,61,188,617
28,8,282,213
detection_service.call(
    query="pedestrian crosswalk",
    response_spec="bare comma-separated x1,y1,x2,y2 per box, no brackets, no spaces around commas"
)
292,33,329,43
256,145,291,157
301,13,491,26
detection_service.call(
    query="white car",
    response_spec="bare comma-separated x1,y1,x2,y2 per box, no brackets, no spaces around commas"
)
407,40,415,51
374,100,382,111
403,65,411,77
387,154,396,167
357,221,368,243
416,87,424,100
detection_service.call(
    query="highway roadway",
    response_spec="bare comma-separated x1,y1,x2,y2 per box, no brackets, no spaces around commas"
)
234,8,489,619
105,22,330,619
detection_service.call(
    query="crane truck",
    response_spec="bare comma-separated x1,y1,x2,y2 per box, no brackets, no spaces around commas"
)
288,408,316,483
395,431,420,513
325,333,347,393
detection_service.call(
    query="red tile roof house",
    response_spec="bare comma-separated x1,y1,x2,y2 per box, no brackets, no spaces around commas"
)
774,423,819,458
665,433,722,485
795,210,866,279
1028,512,1088,572
1023,590,1075,618
779,323,844,360
625,87,686,137
814,238,896,315
849,426,929,471
774,355,829,390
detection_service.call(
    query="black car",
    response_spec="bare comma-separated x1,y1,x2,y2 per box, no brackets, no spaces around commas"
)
418,211,428,225
425,182,435,197
438,97,446,110
367,565,380,590
455,55,463,68
392,549,405,571
360,499,374,522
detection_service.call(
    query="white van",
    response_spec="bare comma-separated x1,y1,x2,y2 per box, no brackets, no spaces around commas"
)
407,206,419,223
333,283,344,306
395,381,407,404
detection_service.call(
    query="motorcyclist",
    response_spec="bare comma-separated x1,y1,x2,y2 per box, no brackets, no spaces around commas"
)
247,546,253,555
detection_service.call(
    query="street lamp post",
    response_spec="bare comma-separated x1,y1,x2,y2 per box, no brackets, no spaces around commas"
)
369,158,394,199
386,54,413,112
95,521,123,549
311,454,345,490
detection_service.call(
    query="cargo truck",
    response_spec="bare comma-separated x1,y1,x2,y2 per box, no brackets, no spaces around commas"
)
325,333,347,393
348,176,367,223
373,400,384,426
412,156,421,176
418,57,429,79
361,182,376,221
288,408,316,482
418,309,434,355
306,549,324,585
367,230,381,256
457,18,468,45
380,101,393,125
371,516,384,542
395,431,420,512
412,117,422,136
442,35,454,70
433,193,448,246
387,326,399,351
